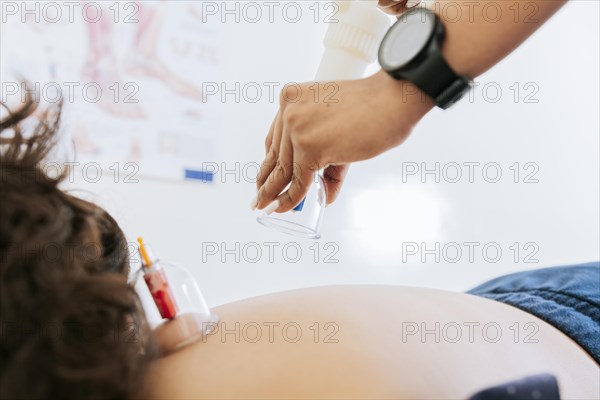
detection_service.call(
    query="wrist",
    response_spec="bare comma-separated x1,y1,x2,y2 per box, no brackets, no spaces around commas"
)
372,70,434,126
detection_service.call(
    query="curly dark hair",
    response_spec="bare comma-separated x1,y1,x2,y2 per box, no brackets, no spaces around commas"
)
0,93,158,399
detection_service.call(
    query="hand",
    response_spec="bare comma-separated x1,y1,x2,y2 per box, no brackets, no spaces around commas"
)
377,0,422,16
252,71,433,214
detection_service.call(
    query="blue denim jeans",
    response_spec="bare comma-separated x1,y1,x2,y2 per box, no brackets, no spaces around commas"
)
468,262,600,364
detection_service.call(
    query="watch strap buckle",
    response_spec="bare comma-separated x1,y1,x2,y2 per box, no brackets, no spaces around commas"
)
435,77,472,110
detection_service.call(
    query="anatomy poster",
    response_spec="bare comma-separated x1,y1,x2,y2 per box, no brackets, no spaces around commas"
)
1,1,220,181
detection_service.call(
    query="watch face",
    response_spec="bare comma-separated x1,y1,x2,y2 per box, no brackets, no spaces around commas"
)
379,9,436,71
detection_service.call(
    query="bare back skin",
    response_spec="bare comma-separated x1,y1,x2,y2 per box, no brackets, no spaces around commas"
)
143,286,599,400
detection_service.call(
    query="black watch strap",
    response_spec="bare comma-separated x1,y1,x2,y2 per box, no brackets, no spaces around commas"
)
397,50,471,109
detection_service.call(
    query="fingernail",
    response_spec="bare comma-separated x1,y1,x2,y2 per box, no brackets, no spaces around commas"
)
264,200,280,215
250,195,258,211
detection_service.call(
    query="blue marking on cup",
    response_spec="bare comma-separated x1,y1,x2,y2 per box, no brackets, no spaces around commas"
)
293,198,306,212
184,169,214,183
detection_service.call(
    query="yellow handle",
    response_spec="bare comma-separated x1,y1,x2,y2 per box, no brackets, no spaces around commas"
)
137,237,152,268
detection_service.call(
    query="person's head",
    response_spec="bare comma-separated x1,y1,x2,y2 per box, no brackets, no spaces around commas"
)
0,94,157,399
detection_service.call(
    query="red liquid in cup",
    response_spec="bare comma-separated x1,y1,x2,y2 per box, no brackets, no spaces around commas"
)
144,269,178,319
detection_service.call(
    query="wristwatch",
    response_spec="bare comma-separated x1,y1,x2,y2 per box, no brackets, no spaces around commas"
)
378,7,472,109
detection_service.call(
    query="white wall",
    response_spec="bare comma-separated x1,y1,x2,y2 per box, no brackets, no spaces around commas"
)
62,1,599,307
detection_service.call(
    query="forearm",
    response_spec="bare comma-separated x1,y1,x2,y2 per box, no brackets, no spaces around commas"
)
375,0,566,125
432,0,567,78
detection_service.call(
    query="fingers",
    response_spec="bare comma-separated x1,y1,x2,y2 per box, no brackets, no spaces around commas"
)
323,164,349,205
255,112,282,191
263,114,276,153
378,0,420,15
256,135,294,210
272,159,315,213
